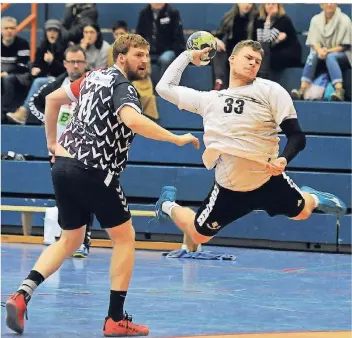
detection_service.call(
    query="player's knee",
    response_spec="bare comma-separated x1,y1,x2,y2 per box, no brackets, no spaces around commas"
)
59,233,83,254
108,220,135,244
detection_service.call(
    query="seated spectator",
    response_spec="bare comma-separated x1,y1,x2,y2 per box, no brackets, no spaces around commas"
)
107,21,159,120
254,3,301,77
7,19,66,124
136,3,185,79
291,3,351,101
61,3,98,44
1,16,30,121
213,3,258,89
29,45,87,124
80,23,110,69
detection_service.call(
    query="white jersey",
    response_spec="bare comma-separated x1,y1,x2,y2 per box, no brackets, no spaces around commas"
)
156,51,297,191
57,78,75,142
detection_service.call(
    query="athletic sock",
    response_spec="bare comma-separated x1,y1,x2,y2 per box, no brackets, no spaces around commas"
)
108,291,127,322
311,194,320,208
161,201,179,217
17,270,45,303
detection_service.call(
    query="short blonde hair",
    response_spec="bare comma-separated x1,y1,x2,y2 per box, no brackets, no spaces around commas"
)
259,4,286,19
112,33,149,62
231,40,264,57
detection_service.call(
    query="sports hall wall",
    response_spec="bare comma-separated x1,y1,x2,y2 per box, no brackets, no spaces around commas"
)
2,3,351,252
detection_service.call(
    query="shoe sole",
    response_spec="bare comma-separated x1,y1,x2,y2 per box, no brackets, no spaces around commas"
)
6,301,24,334
6,114,26,125
72,254,87,258
104,332,149,337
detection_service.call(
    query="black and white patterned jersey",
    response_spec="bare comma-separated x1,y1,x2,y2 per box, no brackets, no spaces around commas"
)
59,66,142,177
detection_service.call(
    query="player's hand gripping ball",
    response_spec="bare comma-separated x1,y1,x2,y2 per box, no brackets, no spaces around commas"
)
186,31,217,65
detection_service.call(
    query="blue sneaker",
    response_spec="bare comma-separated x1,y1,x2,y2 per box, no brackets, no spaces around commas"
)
72,244,89,258
155,186,177,221
300,186,347,217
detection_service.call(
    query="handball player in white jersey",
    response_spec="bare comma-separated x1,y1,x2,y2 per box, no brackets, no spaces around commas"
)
154,39,347,244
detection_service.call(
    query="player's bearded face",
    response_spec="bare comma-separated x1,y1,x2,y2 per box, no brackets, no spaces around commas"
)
125,48,149,82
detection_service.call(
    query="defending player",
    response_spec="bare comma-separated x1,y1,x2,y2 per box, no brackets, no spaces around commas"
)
5,34,199,337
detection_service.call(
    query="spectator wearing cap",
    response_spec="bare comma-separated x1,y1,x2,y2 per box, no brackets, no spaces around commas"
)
80,23,110,69
7,19,66,124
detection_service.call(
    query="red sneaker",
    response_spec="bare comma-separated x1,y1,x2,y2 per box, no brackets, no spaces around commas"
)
103,313,149,337
5,292,28,334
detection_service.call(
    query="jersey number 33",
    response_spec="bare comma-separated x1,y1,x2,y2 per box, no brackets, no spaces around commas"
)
223,98,245,114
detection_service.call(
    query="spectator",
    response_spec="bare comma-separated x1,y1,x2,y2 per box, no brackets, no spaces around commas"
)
29,45,87,124
1,16,30,121
7,19,66,125
213,3,258,89
107,21,159,120
291,3,351,101
254,3,301,77
80,23,110,69
136,3,185,78
61,3,98,44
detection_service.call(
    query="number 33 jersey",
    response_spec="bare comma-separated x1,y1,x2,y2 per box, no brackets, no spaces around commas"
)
176,77,298,170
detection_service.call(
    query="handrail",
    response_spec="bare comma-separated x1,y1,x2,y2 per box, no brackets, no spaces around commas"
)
1,3,38,61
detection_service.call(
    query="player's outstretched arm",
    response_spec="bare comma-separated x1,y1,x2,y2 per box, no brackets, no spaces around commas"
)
155,48,211,115
45,87,72,154
120,105,200,149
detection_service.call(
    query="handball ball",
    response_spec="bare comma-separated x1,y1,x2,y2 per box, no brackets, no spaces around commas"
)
186,31,217,66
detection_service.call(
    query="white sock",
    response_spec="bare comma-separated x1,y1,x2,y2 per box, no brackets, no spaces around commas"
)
311,194,319,208
181,243,202,253
161,201,179,217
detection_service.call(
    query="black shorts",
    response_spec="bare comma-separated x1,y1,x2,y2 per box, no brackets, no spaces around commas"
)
51,156,131,230
194,173,305,237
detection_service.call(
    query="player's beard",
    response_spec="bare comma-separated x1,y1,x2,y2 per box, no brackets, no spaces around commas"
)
125,59,144,82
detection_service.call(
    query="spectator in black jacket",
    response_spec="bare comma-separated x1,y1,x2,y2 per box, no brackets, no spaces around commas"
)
136,3,185,78
254,3,301,77
213,4,258,89
1,16,30,120
7,19,67,125
61,3,98,44
28,45,92,258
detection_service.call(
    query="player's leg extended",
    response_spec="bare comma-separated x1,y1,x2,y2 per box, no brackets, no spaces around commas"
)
271,173,347,221
5,226,85,334
155,186,213,245
293,187,347,220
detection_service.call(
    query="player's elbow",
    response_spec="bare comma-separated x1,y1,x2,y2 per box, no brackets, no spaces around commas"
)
155,81,168,99
297,132,306,152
